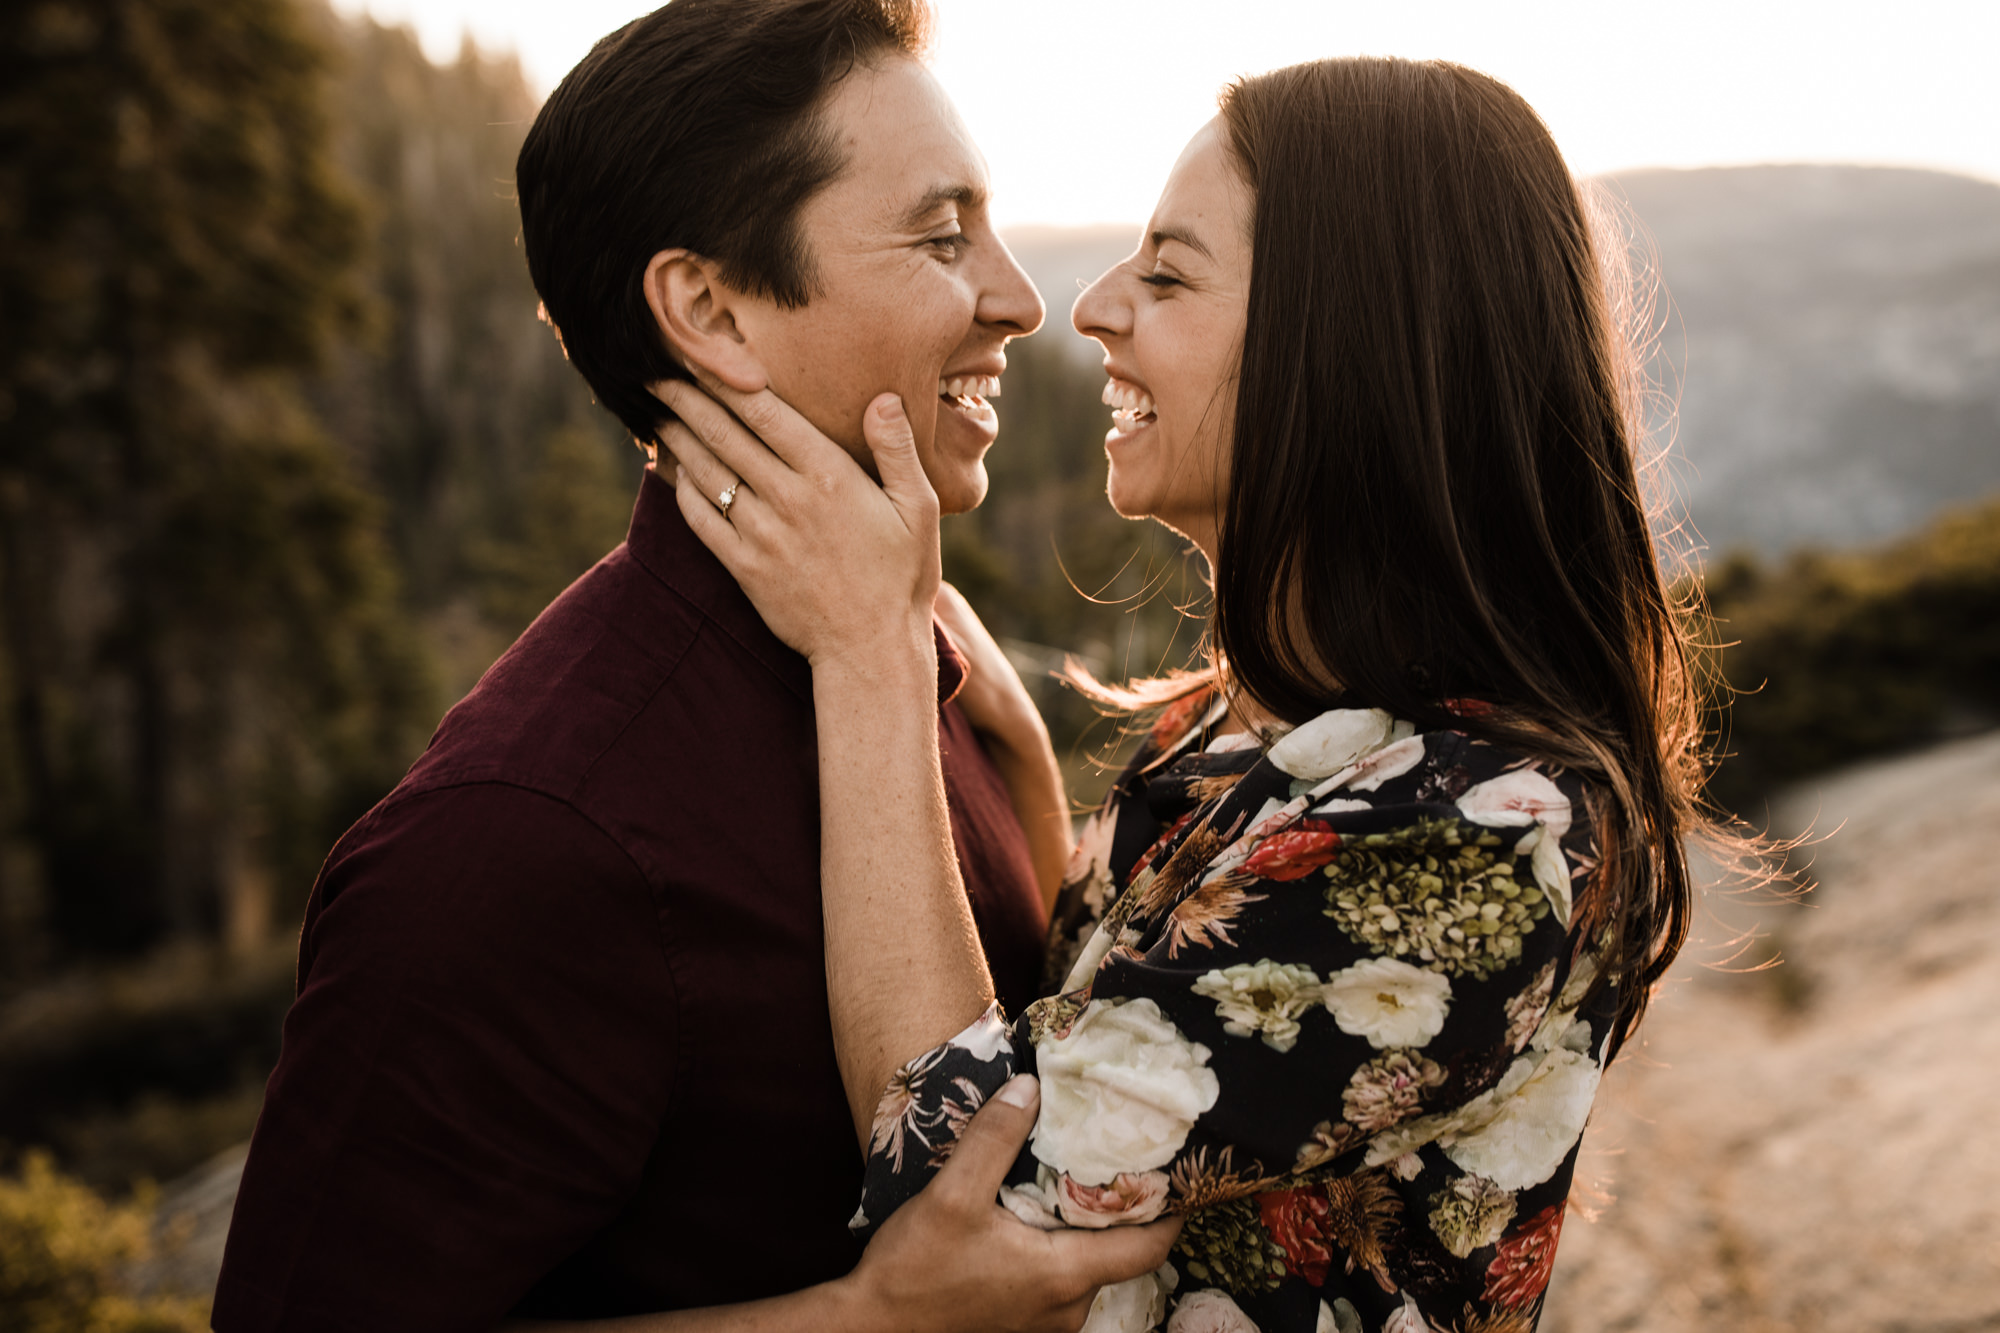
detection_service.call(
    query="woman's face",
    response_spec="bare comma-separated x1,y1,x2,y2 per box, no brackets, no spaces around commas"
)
1072,119,1253,560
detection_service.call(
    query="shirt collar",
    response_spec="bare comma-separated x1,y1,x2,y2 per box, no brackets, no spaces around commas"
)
625,468,965,707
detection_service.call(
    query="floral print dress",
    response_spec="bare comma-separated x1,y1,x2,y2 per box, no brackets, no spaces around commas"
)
853,691,1619,1333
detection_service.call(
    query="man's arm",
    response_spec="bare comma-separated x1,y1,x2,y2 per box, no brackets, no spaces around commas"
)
214,785,676,1333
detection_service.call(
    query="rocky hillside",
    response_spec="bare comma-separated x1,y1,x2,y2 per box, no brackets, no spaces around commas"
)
1541,729,2000,1331
1612,165,2000,560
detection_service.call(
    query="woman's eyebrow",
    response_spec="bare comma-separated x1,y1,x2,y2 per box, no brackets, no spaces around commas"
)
1150,224,1213,261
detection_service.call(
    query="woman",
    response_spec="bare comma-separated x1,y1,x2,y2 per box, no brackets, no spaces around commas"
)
656,57,1707,1333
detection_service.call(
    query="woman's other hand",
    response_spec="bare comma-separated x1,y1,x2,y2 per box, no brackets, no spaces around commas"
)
850,1074,1180,1333
653,377,941,671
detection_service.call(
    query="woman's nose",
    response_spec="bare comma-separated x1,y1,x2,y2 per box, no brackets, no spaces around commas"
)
1072,267,1125,342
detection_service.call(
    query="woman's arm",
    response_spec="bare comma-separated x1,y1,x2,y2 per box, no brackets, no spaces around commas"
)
509,1078,1179,1333
653,380,994,1142
934,584,1074,910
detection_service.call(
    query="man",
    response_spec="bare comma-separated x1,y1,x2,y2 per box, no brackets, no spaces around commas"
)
212,1,1088,1325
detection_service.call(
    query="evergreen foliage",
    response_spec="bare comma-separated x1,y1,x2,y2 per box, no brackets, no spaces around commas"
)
306,14,635,618
1704,497,2000,814
0,0,433,956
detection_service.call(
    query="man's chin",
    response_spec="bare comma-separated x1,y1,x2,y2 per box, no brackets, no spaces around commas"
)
931,462,988,516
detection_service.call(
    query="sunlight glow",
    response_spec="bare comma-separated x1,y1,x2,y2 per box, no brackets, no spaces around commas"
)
328,0,2000,226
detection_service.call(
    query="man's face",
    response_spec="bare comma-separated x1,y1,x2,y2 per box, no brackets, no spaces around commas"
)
730,56,1044,515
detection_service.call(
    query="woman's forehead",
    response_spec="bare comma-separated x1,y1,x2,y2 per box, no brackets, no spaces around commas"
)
1146,121,1250,262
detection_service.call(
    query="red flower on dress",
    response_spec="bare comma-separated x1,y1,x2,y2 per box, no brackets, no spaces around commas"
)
1257,1185,1334,1287
1441,697,1496,718
1131,811,1196,879
1243,820,1343,881
1481,1202,1566,1309
1149,687,1215,748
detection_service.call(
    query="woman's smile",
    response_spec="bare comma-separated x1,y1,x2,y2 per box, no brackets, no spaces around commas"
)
1101,376,1157,437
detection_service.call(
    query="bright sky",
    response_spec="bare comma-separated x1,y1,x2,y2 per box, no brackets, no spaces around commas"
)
330,0,2000,227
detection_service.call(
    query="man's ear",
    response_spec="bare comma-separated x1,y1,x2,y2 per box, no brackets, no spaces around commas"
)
642,249,769,393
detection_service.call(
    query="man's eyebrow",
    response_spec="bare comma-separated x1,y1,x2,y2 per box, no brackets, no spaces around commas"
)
896,182,986,230
1150,224,1213,261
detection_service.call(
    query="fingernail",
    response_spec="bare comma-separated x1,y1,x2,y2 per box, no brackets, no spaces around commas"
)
995,1074,1038,1109
674,464,685,483
875,393,906,423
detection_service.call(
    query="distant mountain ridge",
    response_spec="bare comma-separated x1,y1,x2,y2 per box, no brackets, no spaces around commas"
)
1005,165,2000,559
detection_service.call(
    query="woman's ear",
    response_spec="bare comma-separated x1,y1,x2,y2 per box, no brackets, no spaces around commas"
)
642,250,769,393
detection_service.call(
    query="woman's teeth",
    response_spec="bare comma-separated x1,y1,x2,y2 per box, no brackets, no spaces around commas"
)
939,374,1002,407
1102,378,1156,433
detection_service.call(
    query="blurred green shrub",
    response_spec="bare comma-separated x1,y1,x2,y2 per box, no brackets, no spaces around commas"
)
0,1152,207,1333
1704,495,2000,813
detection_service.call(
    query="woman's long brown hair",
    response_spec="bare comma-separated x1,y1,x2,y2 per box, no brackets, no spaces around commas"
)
1085,58,1715,1061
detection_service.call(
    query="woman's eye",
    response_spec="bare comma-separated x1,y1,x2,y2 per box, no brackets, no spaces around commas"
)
1139,273,1182,290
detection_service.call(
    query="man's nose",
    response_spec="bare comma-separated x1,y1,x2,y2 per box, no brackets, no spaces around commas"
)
982,241,1045,337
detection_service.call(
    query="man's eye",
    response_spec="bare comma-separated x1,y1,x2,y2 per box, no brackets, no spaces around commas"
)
928,233,970,258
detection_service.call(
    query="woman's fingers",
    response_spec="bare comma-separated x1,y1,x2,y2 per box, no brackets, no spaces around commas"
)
860,393,939,536
669,462,746,568
663,369,850,478
658,421,749,522
648,378,794,497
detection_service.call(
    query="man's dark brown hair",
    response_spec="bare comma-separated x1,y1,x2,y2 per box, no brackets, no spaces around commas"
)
516,0,933,445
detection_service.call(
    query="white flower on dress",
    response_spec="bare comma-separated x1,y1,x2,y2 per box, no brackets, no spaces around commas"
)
1324,734,1427,793
1191,959,1325,1052
1055,1169,1171,1228
1061,923,1120,992
1033,998,1221,1186
1456,768,1573,838
1082,1266,1175,1333
998,1163,1064,1230
1315,798,1370,815
1242,797,1297,841
1504,961,1557,1053
1267,708,1398,781
1316,1298,1362,1333
1444,1043,1602,1190
1512,822,1576,926
1457,768,1576,926
947,1003,1014,1063
1168,1288,1260,1333
1381,1293,1433,1333
1321,957,1453,1049
1068,808,1120,914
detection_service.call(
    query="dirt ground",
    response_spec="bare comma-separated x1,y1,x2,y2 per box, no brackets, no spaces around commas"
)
1541,731,2000,1332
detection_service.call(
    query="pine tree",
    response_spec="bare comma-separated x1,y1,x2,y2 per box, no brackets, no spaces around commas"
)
0,0,432,956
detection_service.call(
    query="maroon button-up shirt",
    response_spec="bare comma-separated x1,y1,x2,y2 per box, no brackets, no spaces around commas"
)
213,470,1047,1331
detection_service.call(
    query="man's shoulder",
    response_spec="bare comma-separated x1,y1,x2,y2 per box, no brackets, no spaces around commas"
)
404,545,808,807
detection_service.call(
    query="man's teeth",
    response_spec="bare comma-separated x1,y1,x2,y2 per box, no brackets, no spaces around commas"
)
939,374,1002,402
1101,379,1156,421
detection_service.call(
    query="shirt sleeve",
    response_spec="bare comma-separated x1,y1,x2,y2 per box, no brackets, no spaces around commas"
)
212,784,677,1333
853,738,1607,1246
